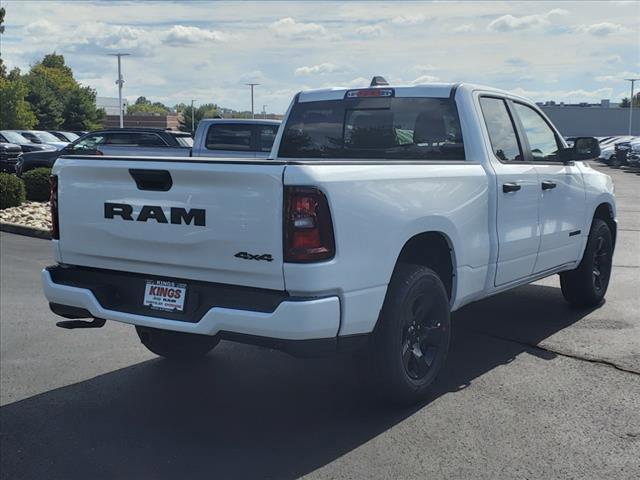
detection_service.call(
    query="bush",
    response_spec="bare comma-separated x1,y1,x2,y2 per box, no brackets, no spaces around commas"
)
0,173,26,209
22,167,52,202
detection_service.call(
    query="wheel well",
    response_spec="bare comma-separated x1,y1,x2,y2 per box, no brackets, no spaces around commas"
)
593,203,616,247
396,232,454,300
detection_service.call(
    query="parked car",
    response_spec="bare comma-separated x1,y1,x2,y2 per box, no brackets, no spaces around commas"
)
16,128,191,175
43,79,615,404
14,130,69,150
0,130,57,153
598,136,635,164
72,131,89,136
627,139,640,167
0,141,22,172
48,131,80,142
17,121,281,175
192,119,281,158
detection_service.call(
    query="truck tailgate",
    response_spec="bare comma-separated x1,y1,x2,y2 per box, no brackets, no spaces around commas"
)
54,157,286,290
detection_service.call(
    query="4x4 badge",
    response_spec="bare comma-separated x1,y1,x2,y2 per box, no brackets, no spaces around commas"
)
234,252,274,262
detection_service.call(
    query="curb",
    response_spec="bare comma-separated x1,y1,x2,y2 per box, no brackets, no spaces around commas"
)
0,222,51,240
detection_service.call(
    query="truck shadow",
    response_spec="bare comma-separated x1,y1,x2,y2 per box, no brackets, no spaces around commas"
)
1,283,595,480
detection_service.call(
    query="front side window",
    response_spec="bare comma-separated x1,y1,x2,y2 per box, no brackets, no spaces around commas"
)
206,125,252,151
136,133,167,147
279,97,465,160
259,125,278,152
479,97,523,162
513,103,561,162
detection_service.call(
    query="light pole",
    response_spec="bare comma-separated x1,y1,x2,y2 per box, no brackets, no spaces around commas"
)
245,83,259,118
262,104,267,119
624,78,639,135
108,53,130,128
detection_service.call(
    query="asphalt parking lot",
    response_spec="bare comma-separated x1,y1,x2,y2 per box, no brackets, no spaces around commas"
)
1,162,639,480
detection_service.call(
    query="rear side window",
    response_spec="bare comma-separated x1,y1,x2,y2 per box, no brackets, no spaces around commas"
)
72,134,106,151
279,97,465,160
172,135,193,147
206,125,252,151
259,125,278,152
104,132,167,147
479,97,523,162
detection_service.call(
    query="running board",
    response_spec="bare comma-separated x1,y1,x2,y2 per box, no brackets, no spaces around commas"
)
56,318,106,329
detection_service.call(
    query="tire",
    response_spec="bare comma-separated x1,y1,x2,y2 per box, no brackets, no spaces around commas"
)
560,218,613,308
373,264,451,405
136,326,219,360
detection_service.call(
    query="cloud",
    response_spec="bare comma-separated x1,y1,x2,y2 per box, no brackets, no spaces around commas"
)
239,70,266,83
28,21,158,56
356,24,384,37
392,14,428,26
576,22,631,36
510,86,614,102
343,77,371,88
505,57,528,67
487,9,568,32
595,71,640,82
294,63,340,76
163,25,231,45
453,24,475,33
412,64,440,73
410,74,440,84
269,17,327,39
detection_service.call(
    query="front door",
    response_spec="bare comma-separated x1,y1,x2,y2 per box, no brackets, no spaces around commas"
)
511,102,586,273
479,96,541,286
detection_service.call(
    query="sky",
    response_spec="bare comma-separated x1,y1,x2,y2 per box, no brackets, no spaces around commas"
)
1,0,639,113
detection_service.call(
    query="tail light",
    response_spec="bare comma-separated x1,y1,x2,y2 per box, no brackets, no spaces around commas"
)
284,187,335,262
50,175,59,240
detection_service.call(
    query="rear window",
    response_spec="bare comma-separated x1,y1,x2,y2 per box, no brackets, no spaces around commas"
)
206,125,252,151
279,97,465,160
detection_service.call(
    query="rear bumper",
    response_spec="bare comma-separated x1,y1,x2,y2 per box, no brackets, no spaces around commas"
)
42,267,340,341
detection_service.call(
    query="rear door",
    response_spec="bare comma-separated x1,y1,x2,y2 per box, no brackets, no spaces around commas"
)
55,157,286,290
511,102,586,272
479,96,541,286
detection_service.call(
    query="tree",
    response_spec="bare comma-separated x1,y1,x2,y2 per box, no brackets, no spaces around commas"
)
127,95,170,115
620,93,640,108
0,77,37,129
63,86,105,131
177,103,220,132
0,7,6,79
20,52,104,130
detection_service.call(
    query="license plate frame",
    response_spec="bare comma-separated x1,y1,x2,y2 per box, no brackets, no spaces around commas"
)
143,280,187,312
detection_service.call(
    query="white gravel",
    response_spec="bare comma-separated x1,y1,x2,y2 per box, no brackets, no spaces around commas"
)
0,202,51,230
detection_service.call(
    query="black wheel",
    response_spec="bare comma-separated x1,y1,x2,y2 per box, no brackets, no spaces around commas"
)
373,264,451,405
136,326,219,360
560,218,613,308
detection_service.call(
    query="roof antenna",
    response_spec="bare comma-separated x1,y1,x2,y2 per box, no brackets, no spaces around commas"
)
370,76,389,87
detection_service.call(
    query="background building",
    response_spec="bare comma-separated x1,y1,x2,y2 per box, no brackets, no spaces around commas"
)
103,112,181,130
539,100,639,136
96,97,129,116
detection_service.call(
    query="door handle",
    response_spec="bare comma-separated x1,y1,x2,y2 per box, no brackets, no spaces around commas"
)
541,180,557,190
129,169,173,191
503,182,521,193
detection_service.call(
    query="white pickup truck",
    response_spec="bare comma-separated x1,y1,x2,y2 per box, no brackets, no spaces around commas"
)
42,79,616,403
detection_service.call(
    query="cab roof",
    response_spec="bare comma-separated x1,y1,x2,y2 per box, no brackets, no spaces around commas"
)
297,82,530,104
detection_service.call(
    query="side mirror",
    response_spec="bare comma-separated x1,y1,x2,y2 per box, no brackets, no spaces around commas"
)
563,137,600,163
